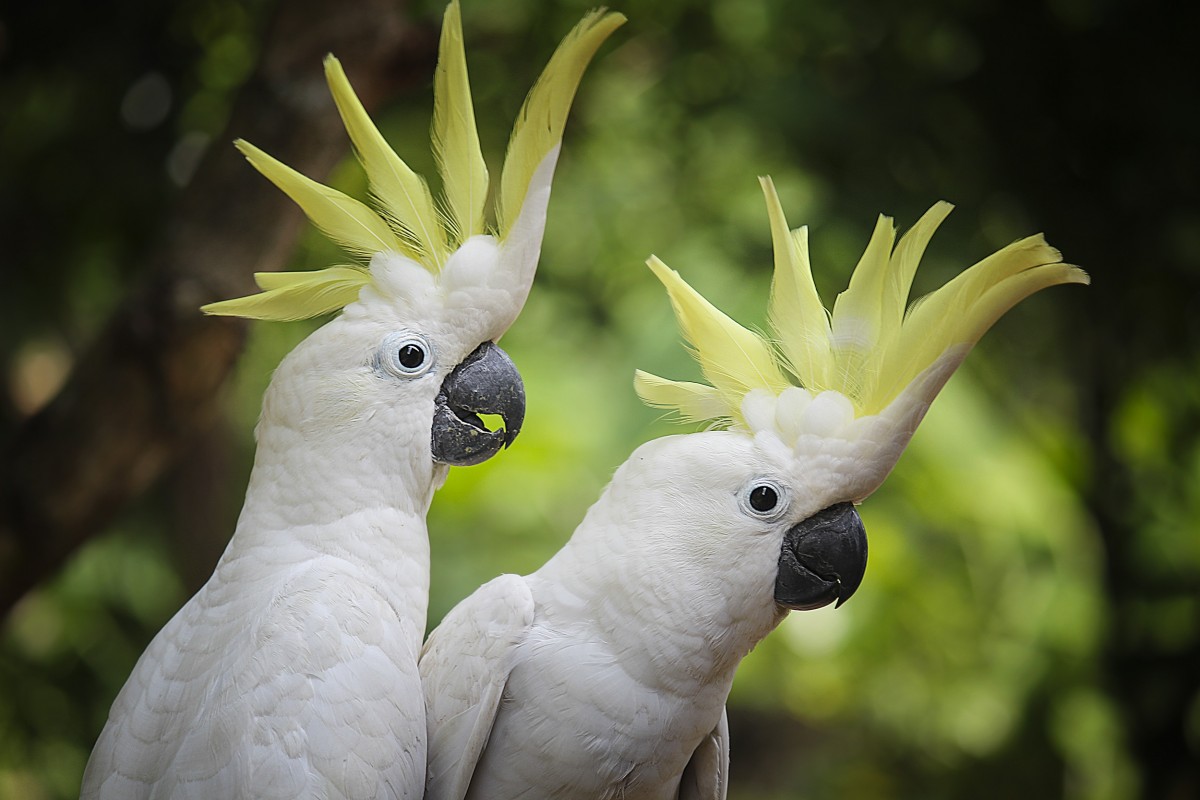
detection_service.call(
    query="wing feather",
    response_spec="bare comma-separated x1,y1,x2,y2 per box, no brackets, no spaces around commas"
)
82,559,425,799
678,706,729,800
420,574,535,800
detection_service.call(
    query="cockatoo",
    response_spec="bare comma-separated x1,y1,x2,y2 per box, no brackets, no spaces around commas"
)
81,4,624,798
419,177,1088,800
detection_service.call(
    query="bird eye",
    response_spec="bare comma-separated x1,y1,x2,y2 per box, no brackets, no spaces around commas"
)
749,485,778,512
397,343,425,370
740,479,788,521
377,332,435,378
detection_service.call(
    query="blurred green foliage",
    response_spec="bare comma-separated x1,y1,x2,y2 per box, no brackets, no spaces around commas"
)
2,0,1198,797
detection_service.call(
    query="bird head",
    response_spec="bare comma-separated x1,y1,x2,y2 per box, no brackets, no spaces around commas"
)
203,2,624,468
633,176,1088,616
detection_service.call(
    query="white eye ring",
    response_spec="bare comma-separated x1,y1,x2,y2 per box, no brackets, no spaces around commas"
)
739,478,790,521
376,332,435,378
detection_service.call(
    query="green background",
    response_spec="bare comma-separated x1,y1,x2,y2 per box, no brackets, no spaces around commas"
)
2,0,1196,797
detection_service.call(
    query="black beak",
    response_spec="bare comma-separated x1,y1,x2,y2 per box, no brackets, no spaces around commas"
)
775,502,868,611
431,341,525,467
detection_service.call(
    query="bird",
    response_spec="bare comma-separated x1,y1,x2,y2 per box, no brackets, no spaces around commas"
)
80,4,624,798
418,175,1088,800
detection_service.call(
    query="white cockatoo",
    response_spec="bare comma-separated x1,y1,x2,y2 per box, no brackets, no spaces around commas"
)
419,177,1088,800
81,4,624,798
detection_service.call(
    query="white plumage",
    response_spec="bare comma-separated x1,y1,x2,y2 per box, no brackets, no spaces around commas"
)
86,267,454,798
422,430,848,800
81,3,623,796
420,181,1086,799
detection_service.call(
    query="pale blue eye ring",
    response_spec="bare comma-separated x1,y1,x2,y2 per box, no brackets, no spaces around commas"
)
740,478,790,521
376,332,435,378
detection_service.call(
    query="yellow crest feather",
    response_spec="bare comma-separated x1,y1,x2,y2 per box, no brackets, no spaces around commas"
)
828,213,897,402
236,140,401,260
633,370,729,424
324,56,447,266
433,0,488,246
201,267,372,321
869,235,1086,412
216,5,622,322
762,177,832,392
497,9,626,238
639,178,1089,428
646,256,789,425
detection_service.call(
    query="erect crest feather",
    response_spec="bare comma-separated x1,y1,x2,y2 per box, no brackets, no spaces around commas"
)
433,0,488,246
206,2,623,322
637,176,1090,434
762,177,831,393
324,56,446,266
201,267,372,322
235,140,402,261
632,371,728,426
644,256,789,418
496,9,627,238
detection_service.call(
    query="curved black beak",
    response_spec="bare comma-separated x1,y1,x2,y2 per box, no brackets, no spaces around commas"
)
775,502,868,611
431,341,525,467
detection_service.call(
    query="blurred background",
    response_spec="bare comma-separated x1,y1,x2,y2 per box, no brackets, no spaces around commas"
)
1,0,1197,797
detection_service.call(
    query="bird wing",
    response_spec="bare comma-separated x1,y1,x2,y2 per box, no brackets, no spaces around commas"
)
82,556,425,799
82,571,250,800
678,706,730,800
420,573,535,800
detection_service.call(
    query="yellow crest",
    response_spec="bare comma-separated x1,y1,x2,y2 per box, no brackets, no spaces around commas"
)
203,2,624,322
636,176,1090,432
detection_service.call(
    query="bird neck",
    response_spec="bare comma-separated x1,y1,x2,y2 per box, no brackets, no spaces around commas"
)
533,516,783,698
243,413,439,522
215,412,446,645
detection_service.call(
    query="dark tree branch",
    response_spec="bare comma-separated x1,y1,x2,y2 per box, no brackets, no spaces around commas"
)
0,0,437,619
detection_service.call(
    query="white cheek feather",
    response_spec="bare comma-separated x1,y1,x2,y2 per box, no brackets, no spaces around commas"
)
305,370,383,433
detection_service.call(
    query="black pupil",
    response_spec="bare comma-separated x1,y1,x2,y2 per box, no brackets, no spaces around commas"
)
398,344,425,369
749,485,778,512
